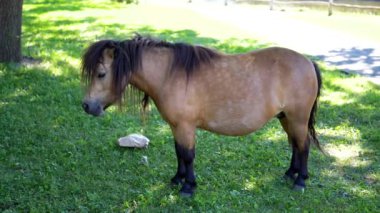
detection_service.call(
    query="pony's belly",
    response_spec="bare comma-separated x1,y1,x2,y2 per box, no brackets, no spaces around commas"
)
200,117,266,136
199,100,273,136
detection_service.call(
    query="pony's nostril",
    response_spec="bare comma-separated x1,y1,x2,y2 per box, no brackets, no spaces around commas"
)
82,102,89,112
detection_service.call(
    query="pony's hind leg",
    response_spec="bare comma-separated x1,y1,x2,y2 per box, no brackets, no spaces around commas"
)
279,116,310,190
285,144,300,181
279,117,299,181
294,139,310,191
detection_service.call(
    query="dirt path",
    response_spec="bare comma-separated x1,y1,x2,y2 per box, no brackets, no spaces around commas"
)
149,0,380,84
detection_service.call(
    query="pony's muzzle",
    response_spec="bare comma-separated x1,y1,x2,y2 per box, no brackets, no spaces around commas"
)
82,100,104,116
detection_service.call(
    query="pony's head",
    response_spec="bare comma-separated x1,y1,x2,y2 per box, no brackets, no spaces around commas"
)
81,35,220,116
81,40,135,116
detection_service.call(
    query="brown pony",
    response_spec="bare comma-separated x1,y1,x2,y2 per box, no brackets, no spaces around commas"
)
81,35,322,197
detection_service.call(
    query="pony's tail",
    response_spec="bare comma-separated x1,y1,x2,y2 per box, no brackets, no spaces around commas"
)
308,61,323,153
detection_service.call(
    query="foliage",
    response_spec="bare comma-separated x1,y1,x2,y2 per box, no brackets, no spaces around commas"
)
0,0,379,211
112,0,138,4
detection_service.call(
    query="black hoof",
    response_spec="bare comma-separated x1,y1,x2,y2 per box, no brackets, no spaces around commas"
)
293,184,305,193
179,182,196,197
293,175,306,193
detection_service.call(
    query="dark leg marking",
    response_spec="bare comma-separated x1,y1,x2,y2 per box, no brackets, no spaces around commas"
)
284,145,300,181
171,141,186,185
293,142,310,191
172,142,196,197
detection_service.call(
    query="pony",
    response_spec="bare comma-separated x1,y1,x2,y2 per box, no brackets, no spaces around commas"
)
81,35,322,197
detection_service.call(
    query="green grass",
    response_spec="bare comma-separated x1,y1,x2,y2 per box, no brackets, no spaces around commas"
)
1,0,379,211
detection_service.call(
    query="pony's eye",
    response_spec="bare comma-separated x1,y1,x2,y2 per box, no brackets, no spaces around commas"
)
98,73,106,78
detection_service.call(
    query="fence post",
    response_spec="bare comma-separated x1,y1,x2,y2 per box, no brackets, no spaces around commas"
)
270,0,275,10
328,0,333,16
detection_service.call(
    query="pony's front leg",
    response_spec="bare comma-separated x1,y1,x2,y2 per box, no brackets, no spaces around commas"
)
170,124,196,197
170,141,186,185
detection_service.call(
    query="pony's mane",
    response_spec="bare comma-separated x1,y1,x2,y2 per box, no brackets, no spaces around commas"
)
81,35,221,99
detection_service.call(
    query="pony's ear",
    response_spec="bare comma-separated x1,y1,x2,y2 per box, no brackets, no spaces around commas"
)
102,48,115,63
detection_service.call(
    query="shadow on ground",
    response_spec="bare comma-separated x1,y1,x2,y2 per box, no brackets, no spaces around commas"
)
317,47,380,81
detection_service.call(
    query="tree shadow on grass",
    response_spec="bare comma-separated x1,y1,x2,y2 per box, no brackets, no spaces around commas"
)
319,70,380,147
316,47,380,79
24,0,117,14
22,13,98,60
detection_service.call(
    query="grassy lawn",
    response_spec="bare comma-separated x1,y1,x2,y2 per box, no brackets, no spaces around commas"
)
1,0,379,211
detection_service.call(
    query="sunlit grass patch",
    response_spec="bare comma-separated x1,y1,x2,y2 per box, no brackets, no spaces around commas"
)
326,144,368,165
319,121,361,142
320,90,352,105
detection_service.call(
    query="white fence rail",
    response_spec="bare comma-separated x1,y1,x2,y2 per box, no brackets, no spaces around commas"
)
188,0,380,15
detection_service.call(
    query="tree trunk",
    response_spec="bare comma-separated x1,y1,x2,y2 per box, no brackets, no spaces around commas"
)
0,0,23,63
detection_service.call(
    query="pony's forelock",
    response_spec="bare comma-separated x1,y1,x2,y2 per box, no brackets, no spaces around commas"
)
81,39,133,101
82,40,114,82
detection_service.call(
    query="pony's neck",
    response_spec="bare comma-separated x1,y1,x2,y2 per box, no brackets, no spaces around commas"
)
129,48,172,100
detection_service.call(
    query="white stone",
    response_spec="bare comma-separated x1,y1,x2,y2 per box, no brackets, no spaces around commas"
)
140,156,149,165
118,134,150,148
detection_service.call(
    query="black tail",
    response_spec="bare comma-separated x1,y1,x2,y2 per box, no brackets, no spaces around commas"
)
309,61,323,152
